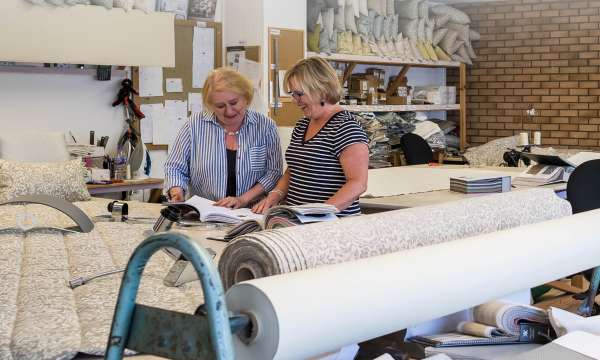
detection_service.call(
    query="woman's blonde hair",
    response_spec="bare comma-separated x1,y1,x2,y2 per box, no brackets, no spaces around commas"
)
284,57,342,105
202,67,254,112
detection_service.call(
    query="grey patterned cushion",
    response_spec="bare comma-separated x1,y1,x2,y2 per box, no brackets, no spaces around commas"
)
0,159,91,202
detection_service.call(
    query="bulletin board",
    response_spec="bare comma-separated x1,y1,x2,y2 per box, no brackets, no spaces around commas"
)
132,19,222,150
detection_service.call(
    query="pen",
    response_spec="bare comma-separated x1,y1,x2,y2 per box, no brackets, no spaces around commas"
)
206,236,229,242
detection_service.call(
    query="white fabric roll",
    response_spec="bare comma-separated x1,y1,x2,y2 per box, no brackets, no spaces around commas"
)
226,209,600,359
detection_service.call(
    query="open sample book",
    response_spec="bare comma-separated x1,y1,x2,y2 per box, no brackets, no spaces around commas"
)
513,153,576,187
169,195,263,224
408,300,551,347
223,203,339,241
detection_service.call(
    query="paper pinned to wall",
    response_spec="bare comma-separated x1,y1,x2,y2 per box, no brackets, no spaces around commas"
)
188,92,203,113
166,78,183,92
192,26,215,88
139,67,164,97
238,58,262,88
153,99,188,145
140,103,164,144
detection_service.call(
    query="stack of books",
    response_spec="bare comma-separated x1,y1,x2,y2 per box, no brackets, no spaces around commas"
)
450,175,512,194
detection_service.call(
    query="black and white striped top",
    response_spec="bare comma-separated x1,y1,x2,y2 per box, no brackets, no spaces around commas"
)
285,111,368,216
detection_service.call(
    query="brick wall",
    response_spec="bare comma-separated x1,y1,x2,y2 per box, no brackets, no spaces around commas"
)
456,0,600,149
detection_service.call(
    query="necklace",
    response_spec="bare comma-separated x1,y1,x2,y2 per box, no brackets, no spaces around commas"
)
225,130,239,136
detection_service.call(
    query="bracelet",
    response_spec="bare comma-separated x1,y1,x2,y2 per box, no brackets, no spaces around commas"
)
269,189,285,198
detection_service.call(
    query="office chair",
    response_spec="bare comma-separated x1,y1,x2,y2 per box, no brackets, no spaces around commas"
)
566,159,600,316
400,133,434,165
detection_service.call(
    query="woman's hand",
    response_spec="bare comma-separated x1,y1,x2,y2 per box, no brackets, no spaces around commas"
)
251,191,282,214
168,187,185,202
214,196,247,209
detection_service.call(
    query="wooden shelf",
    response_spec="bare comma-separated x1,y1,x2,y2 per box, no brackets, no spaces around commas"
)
307,52,461,68
341,104,460,112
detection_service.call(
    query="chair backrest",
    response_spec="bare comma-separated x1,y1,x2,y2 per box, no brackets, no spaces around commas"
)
567,159,600,214
0,130,70,162
400,132,433,165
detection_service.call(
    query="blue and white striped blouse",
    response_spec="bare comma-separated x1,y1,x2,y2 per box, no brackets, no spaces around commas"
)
164,110,283,201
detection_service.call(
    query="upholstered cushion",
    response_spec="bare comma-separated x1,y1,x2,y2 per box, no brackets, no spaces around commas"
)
386,0,395,16
434,45,451,61
357,14,371,36
352,34,363,54
426,22,434,43
395,0,422,19
431,4,470,24
308,0,325,31
434,14,451,28
410,39,422,59
417,41,430,60
418,0,430,21
337,31,353,53
466,41,477,59
133,0,154,12
113,0,134,11
308,24,322,52
90,0,113,9
439,29,460,55
433,28,448,46
345,5,358,34
335,4,347,32
398,18,418,41
0,131,70,163
457,44,472,65
359,0,369,16
361,35,372,55
383,15,393,41
367,0,383,16
446,22,470,42
319,28,332,53
417,17,426,42
322,7,335,40
0,159,91,202
451,52,466,63
425,42,438,61
373,14,384,40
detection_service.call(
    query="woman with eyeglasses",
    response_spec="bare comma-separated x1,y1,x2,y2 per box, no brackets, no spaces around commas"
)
252,57,369,216
164,67,283,208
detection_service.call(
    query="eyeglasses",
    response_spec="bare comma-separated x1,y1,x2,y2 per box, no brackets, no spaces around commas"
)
287,90,305,98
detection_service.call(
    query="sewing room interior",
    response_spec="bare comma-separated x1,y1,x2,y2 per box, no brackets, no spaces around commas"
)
3,0,600,359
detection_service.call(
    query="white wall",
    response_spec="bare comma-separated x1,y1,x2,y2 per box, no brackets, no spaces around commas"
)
0,68,126,154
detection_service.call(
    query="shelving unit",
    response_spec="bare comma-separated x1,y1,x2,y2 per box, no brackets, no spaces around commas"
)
308,52,467,151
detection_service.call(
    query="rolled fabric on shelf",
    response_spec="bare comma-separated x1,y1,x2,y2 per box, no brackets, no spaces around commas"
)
219,188,571,289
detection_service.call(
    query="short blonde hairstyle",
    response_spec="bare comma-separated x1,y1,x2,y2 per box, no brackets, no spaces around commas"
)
202,67,254,112
284,57,342,105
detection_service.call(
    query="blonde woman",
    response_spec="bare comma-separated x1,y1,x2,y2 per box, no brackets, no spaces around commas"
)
165,68,283,208
253,57,369,216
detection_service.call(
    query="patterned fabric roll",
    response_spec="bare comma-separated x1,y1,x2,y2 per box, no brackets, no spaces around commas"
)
219,188,572,289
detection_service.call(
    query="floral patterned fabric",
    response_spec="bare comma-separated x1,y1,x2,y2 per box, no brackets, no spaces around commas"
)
0,199,226,360
219,188,572,289
0,159,91,203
